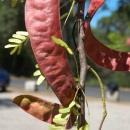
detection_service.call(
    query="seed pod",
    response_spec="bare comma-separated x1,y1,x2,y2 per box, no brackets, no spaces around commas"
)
86,0,104,19
84,0,130,71
25,0,76,106
13,95,60,123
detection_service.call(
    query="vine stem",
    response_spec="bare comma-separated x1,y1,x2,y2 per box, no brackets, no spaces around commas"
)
90,67,107,130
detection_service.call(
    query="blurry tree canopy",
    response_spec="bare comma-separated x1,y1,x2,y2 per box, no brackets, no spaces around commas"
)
93,0,130,52
0,0,35,76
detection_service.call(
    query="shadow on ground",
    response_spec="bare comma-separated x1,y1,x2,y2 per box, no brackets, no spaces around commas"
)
0,98,16,108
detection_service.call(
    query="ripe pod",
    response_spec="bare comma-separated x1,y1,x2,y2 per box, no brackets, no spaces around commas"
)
13,95,60,123
25,0,76,106
84,0,130,71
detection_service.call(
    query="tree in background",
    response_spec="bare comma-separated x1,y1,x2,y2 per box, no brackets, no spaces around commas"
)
91,0,130,87
2,0,130,130
95,0,130,51
0,0,35,76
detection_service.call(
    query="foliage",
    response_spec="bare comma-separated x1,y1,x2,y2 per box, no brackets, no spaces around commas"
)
0,0,35,76
33,64,45,85
50,101,81,130
51,36,74,55
90,1,130,87
5,31,28,55
0,1,18,44
95,1,130,52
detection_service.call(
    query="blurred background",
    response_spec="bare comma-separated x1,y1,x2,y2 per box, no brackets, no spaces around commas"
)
0,0,130,130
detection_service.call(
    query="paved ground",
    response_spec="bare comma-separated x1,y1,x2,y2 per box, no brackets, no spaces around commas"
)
0,77,130,130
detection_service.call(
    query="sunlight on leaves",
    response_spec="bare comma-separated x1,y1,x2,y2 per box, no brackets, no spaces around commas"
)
16,31,29,36
50,99,81,129
49,125,65,130
33,70,41,76
36,75,45,86
4,44,18,48
5,31,29,55
8,38,23,44
51,36,74,55
59,107,71,114
33,65,45,86
53,114,68,126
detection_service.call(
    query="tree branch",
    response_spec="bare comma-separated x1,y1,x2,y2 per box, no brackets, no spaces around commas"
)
76,1,90,129
78,21,88,87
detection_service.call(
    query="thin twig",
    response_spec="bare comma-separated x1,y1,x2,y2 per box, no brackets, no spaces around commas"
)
90,67,107,130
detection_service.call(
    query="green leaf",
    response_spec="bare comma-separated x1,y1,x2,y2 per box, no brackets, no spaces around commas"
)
17,45,22,55
49,125,65,130
5,31,29,55
53,114,68,126
59,107,70,114
35,64,39,68
69,101,80,109
69,101,76,108
51,36,73,55
67,47,74,55
4,44,18,48
75,102,81,109
8,38,22,44
16,31,29,36
10,46,18,55
12,34,26,40
33,70,41,76
36,75,45,85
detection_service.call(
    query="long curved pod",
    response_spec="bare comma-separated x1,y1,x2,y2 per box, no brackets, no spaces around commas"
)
25,0,76,107
84,0,130,71
84,23,130,71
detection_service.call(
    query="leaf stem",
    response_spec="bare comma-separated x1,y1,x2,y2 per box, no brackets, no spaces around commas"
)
90,67,107,130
